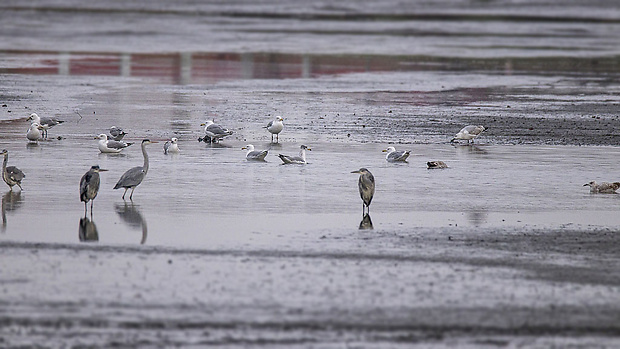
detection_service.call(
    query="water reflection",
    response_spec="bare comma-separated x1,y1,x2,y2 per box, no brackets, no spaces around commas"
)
2,191,23,233
453,144,488,155
359,213,374,230
115,202,148,244
467,208,488,227
78,215,99,242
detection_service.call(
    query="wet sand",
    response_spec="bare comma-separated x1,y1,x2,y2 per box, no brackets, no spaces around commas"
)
1,1,620,347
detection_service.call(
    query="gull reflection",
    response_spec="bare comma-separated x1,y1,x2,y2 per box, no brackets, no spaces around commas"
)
453,143,488,155
359,213,374,230
467,208,488,227
2,191,23,232
115,202,148,244
79,215,99,242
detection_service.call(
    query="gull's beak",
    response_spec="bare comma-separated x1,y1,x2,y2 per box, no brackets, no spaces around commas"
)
200,123,206,126
94,136,100,139
307,148,312,151
241,147,247,150
382,149,387,152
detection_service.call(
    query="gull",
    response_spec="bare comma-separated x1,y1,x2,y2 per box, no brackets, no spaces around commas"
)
278,145,311,164
114,140,157,200
242,144,268,161
27,113,64,139
351,168,375,215
199,120,233,143
164,137,180,154
80,165,108,214
1,149,25,191
96,134,134,153
427,161,448,169
26,122,45,142
108,126,127,141
451,125,486,143
265,116,284,143
382,146,410,162
583,181,620,194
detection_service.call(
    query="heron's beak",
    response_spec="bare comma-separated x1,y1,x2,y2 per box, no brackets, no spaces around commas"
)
351,170,360,174
99,169,109,172
151,141,159,144
583,183,589,186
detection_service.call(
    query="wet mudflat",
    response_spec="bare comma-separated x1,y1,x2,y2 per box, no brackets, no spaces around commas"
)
1,1,620,347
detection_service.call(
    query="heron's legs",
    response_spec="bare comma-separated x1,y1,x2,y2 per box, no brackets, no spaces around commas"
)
129,187,136,200
122,188,128,200
84,202,88,216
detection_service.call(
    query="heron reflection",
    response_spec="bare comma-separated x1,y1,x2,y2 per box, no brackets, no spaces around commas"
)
78,215,99,242
359,213,373,230
2,190,23,232
115,202,147,244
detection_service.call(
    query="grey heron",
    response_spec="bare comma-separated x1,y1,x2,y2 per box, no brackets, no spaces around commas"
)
278,145,311,164
451,125,486,143
164,137,180,154
27,113,64,139
584,181,620,194
26,122,45,142
96,134,134,153
199,120,233,143
80,165,108,214
1,149,25,191
351,168,375,215
108,126,127,141
265,116,284,143
382,146,410,162
113,139,157,200
242,144,268,161
427,161,448,169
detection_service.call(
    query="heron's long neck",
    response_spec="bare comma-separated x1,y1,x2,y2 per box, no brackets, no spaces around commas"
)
141,143,149,174
2,154,7,174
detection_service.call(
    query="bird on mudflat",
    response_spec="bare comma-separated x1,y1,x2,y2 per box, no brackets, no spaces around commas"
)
265,116,284,143
27,113,64,139
199,120,233,143
278,145,311,164
451,125,486,143
113,139,157,200
383,146,410,162
583,181,620,194
1,149,25,192
164,137,180,154
242,144,268,161
26,122,45,142
96,134,134,153
108,126,127,141
80,165,108,214
427,161,448,169
351,168,375,215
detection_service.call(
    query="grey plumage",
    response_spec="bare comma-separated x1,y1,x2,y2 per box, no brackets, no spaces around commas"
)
199,120,233,143
242,144,268,161
451,125,486,143
80,165,107,214
584,180,620,194
109,126,127,141
351,168,375,215
1,149,25,191
278,145,311,164
114,139,157,200
383,146,410,162
27,113,64,138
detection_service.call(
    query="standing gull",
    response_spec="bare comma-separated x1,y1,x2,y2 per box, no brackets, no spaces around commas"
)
583,181,620,194
114,139,157,200
351,168,375,215
27,113,64,139
1,149,25,191
451,125,486,143
383,146,410,162
96,134,134,153
26,122,45,142
199,120,233,143
108,126,127,141
278,145,311,164
164,137,180,154
242,144,268,161
80,165,108,214
265,116,284,143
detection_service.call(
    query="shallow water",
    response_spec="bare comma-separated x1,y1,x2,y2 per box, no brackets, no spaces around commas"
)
1,1,620,347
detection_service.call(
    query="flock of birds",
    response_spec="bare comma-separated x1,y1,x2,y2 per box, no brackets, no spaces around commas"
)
2,114,619,219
